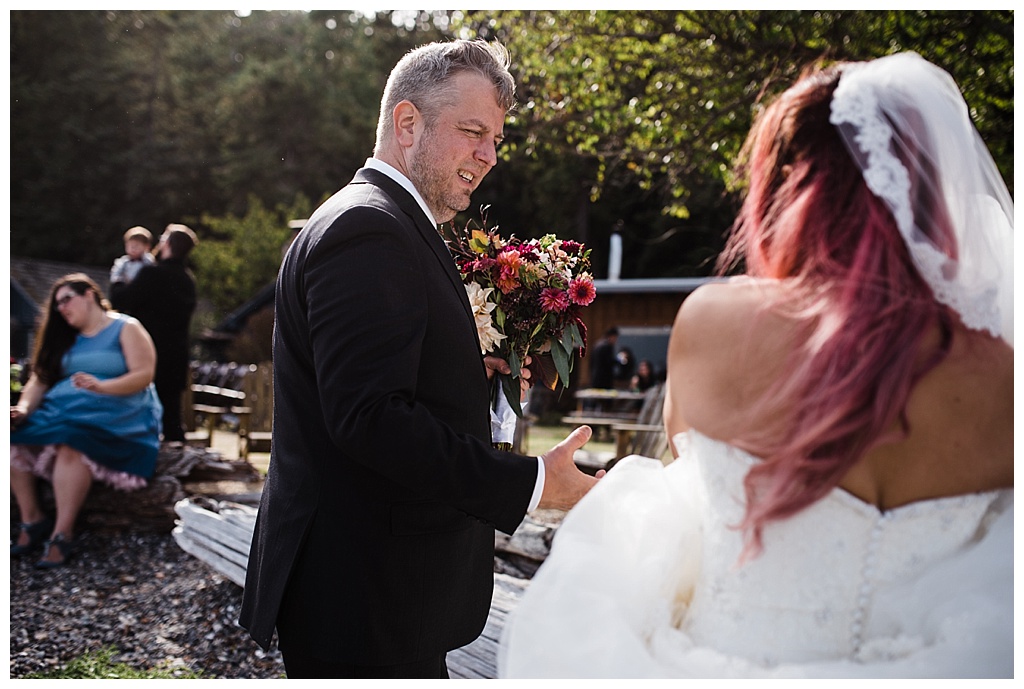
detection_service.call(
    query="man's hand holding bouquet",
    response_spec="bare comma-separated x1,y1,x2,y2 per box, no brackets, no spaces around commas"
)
447,208,596,447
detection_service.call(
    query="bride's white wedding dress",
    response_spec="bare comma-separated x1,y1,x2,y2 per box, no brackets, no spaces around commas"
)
499,430,1012,678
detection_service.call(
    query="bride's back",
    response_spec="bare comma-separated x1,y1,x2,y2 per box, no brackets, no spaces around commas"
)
665,277,1013,511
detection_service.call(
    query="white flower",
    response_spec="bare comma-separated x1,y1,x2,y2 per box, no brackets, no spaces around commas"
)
466,282,507,354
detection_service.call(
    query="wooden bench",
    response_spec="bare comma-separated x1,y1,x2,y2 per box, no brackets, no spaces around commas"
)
188,385,253,458
566,383,668,474
184,361,273,459
611,383,668,464
560,388,646,445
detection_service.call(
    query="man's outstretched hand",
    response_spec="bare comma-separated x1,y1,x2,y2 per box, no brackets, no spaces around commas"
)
538,425,604,511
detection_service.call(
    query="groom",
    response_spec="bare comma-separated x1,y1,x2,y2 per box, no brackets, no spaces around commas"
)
238,39,599,678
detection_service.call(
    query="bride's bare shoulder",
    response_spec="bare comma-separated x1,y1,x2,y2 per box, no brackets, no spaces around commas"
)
673,277,790,342
665,278,806,436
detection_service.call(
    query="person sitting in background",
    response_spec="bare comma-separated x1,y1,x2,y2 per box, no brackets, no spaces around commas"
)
10,274,162,568
109,225,156,288
630,359,657,393
500,52,1012,677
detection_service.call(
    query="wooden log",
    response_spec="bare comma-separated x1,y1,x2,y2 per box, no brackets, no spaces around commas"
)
495,515,556,562
81,475,188,531
14,443,262,534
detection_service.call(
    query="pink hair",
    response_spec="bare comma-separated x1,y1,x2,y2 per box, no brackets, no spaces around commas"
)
719,64,955,560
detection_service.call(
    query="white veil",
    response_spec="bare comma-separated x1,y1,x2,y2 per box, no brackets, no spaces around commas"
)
829,52,1013,346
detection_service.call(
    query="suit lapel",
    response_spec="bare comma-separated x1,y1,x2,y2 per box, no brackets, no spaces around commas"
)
351,168,476,325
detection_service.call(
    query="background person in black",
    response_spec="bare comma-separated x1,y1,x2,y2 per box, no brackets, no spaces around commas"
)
588,326,619,390
111,224,197,442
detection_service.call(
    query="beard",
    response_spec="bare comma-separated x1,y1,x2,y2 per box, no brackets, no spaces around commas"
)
407,128,473,224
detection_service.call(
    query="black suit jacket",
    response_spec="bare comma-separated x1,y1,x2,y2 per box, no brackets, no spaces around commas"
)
109,257,196,392
238,168,539,664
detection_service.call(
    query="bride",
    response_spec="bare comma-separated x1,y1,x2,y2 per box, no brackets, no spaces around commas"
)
500,52,1013,678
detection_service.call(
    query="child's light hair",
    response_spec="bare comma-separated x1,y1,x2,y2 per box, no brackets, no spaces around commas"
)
123,226,153,245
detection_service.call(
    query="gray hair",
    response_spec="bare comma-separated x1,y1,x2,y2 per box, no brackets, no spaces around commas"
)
374,39,516,152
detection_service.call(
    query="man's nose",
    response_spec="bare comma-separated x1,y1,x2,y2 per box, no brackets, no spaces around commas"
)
475,139,497,169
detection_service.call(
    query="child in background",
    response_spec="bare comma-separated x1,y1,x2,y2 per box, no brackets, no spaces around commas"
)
109,226,155,287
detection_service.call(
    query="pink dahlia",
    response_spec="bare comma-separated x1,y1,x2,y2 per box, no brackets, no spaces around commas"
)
539,287,570,313
568,277,596,306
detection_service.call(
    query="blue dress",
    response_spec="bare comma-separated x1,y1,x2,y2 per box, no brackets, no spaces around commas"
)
11,313,163,483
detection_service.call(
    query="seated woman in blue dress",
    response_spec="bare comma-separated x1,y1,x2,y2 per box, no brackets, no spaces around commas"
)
10,273,162,568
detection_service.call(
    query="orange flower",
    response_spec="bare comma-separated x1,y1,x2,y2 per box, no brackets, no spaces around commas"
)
495,249,522,293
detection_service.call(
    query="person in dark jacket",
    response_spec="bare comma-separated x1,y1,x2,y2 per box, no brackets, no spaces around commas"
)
110,224,197,442
589,326,619,389
237,39,599,679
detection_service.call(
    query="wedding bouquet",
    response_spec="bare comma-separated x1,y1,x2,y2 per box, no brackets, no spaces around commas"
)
447,209,596,424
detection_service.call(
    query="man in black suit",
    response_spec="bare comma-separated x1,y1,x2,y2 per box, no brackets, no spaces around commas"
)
238,39,599,679
110,224,197,442
590,326,620,389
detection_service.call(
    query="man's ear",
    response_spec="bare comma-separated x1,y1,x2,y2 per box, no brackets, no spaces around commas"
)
393,100,420,148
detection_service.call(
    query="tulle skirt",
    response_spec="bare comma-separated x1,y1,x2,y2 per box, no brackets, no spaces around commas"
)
10,444,148,491
499,452,1013,678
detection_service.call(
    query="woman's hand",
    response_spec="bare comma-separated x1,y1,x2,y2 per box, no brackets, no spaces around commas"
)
11,405,28,429
77,318,156,397
71,372,104,392
11,374,46,427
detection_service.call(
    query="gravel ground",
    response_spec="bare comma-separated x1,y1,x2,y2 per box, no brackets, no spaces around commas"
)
9,528,285,679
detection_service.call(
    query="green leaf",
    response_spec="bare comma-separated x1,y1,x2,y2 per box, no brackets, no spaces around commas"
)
500,373,524,418
561,327,575,356
508,348,521,378
550,339,571,389
567,321,584,349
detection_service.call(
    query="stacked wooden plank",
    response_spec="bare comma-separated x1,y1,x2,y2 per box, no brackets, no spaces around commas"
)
172,499,554,678
447,573,530,679
172,497,257,587
174,498,562,586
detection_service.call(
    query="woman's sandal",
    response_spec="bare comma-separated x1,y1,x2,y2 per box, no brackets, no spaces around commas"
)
35,533,73,570
10,518,54,556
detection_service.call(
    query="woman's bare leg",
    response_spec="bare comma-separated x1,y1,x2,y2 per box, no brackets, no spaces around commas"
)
10,463,44,547
38,445,93,564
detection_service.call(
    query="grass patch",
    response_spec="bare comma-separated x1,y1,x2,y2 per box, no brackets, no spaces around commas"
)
25,647,202,679
525,423,615,457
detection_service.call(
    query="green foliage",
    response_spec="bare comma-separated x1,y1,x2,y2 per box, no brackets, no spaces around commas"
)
10,10,1013,312
193,194,312,318
11,362,24,393
471,10,1013,204
24,646,203,679
458,10,1013,278
10,10,447,270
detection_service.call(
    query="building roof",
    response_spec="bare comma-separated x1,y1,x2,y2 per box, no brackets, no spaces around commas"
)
10,257,112,308
593,276,717,294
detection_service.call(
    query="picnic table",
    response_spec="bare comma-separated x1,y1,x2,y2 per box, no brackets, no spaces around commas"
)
561,385,669,474
568,388,647,418
560,388,645,446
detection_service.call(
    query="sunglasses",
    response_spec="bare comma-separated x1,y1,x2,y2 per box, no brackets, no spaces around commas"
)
55,293,82,308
